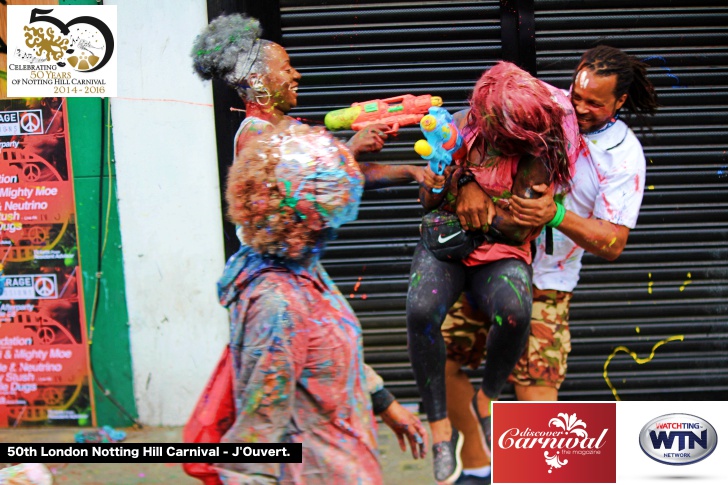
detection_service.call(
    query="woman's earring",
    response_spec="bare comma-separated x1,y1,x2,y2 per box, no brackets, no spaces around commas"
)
250,76,264,92
250,76,271,104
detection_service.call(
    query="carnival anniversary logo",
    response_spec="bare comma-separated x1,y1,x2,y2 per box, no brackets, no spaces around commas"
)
492,402,616,483
6,5,117,97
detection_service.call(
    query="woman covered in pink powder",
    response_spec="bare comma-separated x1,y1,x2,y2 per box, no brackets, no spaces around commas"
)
408,62,581,484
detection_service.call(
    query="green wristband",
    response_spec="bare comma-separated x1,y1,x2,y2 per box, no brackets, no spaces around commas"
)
546,201,566,228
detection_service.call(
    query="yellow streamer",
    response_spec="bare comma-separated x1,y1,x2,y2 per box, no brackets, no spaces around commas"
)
603,335,684,401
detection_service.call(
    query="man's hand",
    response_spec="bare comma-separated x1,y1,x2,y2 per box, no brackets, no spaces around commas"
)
379,400,428,459
455,180,495,231
409,165,426,185
509,183,557,226
347,123,389,157
421,165,447,192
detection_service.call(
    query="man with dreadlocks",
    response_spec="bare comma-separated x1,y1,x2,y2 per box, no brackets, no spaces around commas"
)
408,61,580,484
441,45,658,484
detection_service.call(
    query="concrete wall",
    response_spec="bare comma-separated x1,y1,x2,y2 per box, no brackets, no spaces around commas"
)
108,0,228,425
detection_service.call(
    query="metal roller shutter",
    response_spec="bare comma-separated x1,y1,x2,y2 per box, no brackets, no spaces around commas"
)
534,0,728,400
216,0,728,405
279,0,505,405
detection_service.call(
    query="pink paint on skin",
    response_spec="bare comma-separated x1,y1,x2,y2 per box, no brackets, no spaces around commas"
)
634,174,640,191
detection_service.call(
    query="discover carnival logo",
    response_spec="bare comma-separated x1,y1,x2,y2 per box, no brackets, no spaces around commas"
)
6,5,117,97
492,402,616,483
639,413,718,466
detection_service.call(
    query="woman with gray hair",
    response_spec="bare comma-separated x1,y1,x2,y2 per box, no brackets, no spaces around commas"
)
191,14,429,479
216,124,381,484
192,13,425,187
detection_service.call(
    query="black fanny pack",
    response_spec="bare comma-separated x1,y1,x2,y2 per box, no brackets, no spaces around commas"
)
420,209,487,261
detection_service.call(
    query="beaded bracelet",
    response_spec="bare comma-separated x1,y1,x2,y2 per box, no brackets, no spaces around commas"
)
546,201,566,228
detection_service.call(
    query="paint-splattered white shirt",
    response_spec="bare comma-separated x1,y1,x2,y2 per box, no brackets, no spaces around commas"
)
533,119,646,292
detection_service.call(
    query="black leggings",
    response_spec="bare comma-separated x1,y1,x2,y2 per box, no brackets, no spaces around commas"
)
406,242,533,422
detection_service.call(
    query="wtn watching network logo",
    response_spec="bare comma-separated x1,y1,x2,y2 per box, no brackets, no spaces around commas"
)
639,413,718,465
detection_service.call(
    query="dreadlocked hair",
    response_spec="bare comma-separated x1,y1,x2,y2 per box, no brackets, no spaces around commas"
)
577,45,659,129
470,61,572,187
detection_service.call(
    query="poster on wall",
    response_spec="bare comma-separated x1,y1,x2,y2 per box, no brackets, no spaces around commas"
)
0,97,93,427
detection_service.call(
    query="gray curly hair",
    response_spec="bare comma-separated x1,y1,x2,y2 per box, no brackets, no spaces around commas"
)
191,13,272,98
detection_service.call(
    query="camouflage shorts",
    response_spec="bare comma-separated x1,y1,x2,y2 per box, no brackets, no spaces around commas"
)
509,288,572,389
442,288,572,388
441,293,490,370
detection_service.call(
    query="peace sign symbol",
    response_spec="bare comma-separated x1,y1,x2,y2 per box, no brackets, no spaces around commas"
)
42,387,64,405
35,276,56,297
27,226,48,245
23,165,41,181
37,326,56,344
21,112,42,134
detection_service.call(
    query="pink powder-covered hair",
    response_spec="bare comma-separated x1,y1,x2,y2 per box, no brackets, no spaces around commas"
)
470,61,572,186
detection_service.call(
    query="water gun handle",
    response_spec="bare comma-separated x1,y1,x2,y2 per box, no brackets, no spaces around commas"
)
414,140,449,193
414,107,463,194
430,158,449,176
429,159,447,194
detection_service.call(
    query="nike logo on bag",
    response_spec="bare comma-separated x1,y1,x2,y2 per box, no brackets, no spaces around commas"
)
438,231,464,244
